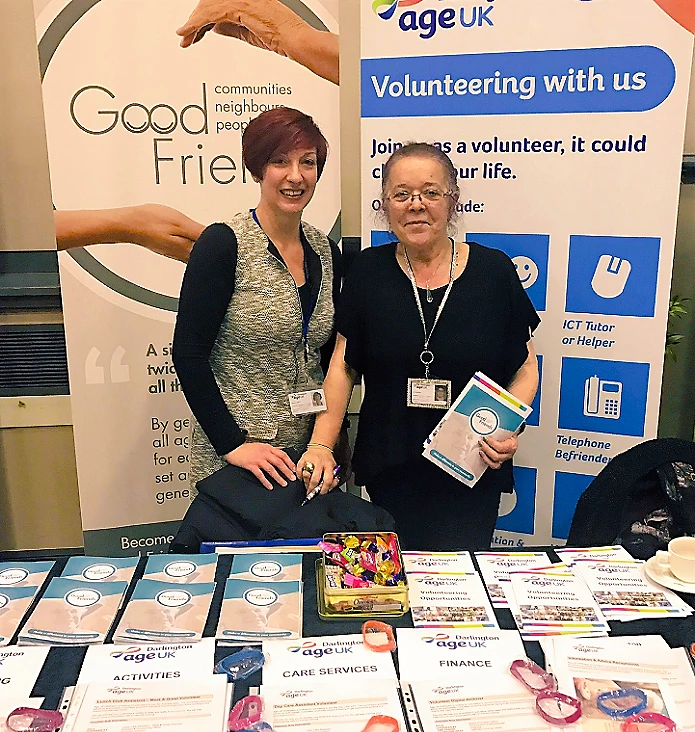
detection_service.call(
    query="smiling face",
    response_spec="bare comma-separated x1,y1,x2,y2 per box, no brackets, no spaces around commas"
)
383,155,454,249
257,147,318,216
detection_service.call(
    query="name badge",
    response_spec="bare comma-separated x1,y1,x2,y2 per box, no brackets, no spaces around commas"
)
407,378,452,409
289,388,327,416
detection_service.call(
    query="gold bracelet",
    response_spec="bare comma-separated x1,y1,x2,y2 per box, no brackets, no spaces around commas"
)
307,442,334,454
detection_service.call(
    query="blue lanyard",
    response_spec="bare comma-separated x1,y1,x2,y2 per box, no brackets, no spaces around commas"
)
252,209,315,360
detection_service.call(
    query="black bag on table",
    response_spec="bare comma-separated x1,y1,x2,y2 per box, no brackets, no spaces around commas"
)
169,449,395,553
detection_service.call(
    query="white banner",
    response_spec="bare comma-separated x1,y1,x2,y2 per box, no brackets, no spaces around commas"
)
37,0,340,554
361,0,694,546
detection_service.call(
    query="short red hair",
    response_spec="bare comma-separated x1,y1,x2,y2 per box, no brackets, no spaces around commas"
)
242,107,328,180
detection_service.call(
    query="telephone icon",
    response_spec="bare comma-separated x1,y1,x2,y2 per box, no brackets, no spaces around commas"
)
584,375,622,419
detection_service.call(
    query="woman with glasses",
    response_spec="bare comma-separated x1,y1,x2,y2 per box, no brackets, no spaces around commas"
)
298,142,539,551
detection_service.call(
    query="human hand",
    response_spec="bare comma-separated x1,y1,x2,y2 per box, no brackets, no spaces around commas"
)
117,204,204,262
297,446,337,496
224,442,297,490
479,434,518,470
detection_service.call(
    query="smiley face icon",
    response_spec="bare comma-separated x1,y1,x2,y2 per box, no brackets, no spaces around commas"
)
512,256,539,289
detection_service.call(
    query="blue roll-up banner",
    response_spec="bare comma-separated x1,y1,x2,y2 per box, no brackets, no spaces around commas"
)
362,0,695,546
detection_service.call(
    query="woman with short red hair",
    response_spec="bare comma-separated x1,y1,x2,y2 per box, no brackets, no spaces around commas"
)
173,106,340,491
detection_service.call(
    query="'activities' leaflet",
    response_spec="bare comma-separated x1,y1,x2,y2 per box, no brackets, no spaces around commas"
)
18,578,127,646
142,554,218,584
408,573,499,629
423,372,531,487
113,579,215,643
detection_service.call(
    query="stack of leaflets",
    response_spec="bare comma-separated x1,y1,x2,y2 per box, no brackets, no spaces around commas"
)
571,558,693,622
18,578,128,645
0,561,55,646
404,552,498,629
112,579,215,643
508,563,610,639
229,553,302,582
556,545,635,564
61,556,138,584
216,577,302,644
142,553,218,583
423,372,532,487
475,551,551,608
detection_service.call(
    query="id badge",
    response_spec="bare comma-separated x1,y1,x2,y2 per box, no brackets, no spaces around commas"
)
407,378,452,409
289,387,327,416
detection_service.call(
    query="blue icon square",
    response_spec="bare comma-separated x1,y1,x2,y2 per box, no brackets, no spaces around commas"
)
526,354,542,428
371,230,398,247
495,466,536,535
566,235,660,317
467,233,549,312
559,357,650,437
552,471,594,541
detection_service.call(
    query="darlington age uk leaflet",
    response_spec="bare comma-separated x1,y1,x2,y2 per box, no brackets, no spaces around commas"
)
423,372,531,487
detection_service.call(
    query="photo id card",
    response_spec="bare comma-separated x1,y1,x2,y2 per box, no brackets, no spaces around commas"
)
407,378,452,409
289,388,327,416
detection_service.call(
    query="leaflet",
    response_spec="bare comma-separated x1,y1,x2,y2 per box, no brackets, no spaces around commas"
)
78,637,216,684
61,556,139,584
0,585,44,646
112,579,215,643
261,633,397,688
474,552,550,607
216,578,302,644
408,573,499,629
0,561,54,590
60,677,229,732
142,553,218,584
262,678,406,732
555,546,635,564
551,637,695,731
18,578,127,646
0,646,50,695
423,372,531,487
403,682,545,732
402,552,475,575
396,627,524,688
571,559,692,621
229,554,303,582
508,564,609,635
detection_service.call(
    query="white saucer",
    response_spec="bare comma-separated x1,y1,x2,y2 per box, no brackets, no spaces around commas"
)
645,556,695,593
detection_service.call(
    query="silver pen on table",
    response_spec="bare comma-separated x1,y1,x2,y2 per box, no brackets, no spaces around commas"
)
301,465,341,506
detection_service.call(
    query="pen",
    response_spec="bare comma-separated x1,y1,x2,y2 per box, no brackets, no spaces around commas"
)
301,465,341,506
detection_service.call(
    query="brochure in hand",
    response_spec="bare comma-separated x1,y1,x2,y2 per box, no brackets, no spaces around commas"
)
423,372,532,487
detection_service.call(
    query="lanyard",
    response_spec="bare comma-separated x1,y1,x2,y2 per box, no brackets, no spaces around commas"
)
252,209,315,361
402,241,455,378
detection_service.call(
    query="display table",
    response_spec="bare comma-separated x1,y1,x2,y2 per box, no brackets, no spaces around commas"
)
2,548,693,710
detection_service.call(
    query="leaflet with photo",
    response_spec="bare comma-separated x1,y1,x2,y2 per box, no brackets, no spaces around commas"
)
78,637,216,684
474,551,550,607
262,678,405,732
396,627,524,688
112,579,215,643
508,564,609,636
142,553,218,584
0,647,50,695
571,559,693,621
402,551,475,575
408,573,499,629
423,372,531,487
229,554,303,582
261,633,397,688
60,677,229,732
216,578,302,644
0,561,54,590
0,585,45,646
18,578,127,646
61,556,138,584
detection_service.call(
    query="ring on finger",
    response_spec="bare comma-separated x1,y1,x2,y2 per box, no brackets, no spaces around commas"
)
303,462,315,475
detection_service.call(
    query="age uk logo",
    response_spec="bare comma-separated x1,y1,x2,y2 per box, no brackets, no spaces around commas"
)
372,0,423,20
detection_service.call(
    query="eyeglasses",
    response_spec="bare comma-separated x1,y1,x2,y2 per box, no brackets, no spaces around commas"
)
510,658,582,726
386,188,451,204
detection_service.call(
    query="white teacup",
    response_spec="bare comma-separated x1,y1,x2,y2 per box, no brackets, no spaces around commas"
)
656,536,695,584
